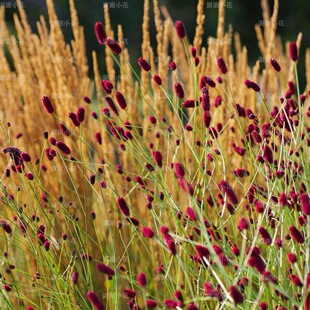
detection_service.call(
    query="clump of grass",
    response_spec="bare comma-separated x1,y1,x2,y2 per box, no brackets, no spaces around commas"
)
0,0,309,309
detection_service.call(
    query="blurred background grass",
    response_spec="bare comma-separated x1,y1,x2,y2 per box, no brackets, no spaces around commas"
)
2,0,310,89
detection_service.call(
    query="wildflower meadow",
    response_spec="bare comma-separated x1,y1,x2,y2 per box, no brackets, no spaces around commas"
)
0,0,309,309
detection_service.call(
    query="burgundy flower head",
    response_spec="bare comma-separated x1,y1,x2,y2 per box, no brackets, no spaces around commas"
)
137,272,147,287
71,271,79,284
94,22,107,45
68,112,80,127
123,288,136,299
174,162,185,178
218,180,238,205
182,99,199,108
146,300,157,308
230,285,244,304
105,96,119,116
178,177,194,196
153,74,162,85
152,151,163,168
141,226,154,238
77,106,85,123
96,263,115,276
238,217,249,231
55,141,71,155
201,87,210,111
41,95,54,114
115,91,127,109
0,220,12,234
138,57,151,71
217,57,227,74
175,20,186,39
289,42,298,62
59,123,71,136
117,197,130,216
86,291,104,310
174,82,184,99
270,58,281,72
106,38,122,54
300,193,310,216
289,225,304,244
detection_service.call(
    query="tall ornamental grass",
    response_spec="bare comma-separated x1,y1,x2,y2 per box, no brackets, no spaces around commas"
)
0,0,309,309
